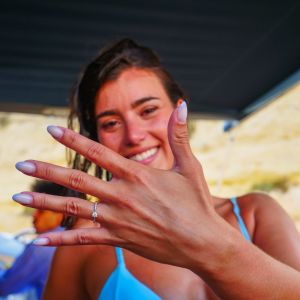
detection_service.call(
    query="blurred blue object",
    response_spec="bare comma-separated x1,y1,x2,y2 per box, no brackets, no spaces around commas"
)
0,288,37,300
223,120,239,132
0,233,24,258
0,227,62,300
0,232,37,300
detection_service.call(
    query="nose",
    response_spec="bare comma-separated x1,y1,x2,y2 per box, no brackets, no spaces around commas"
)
124,117,147,146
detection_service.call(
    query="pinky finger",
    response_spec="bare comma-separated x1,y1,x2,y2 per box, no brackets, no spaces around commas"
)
33,227,121,247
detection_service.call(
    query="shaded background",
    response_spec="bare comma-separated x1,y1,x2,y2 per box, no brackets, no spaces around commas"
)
0,0,300,118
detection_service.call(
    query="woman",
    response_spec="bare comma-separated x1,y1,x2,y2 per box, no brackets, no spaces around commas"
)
13,39,300,299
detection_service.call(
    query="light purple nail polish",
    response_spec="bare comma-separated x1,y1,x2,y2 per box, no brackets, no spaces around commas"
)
12,193,33,205
15,161,36,174
47,125,64,139
177,100,187,124
33,237,50,246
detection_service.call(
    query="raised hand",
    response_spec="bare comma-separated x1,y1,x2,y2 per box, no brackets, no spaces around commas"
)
14,102,300,300
13,102,230,268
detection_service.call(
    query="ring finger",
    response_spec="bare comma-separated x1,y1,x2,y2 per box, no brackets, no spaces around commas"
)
12,192,106,224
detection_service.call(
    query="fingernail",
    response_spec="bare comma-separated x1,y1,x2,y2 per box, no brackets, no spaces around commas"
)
47,125,64,139
32,237,50,246
12,193,33,205
15,161,36,174
176,99,183,107
177,100,187,124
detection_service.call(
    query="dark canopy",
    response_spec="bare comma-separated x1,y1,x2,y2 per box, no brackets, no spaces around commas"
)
0,0,299,119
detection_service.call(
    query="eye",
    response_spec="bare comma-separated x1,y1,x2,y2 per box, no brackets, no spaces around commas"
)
99,119,121,131
141,106,158,117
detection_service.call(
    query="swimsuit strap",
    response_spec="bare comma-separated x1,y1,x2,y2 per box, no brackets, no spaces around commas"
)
100,248,162,300
115,247,125,265
230,197,252,241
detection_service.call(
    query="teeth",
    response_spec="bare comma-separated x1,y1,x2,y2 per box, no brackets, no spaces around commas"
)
130,147,158,162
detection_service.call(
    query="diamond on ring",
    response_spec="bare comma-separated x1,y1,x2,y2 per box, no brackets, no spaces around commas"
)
91,201,99,223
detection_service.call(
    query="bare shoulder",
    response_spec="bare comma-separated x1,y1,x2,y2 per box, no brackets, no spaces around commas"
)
236,192,297,228
236,191,277,210
237,192,300,270
236,192,296,234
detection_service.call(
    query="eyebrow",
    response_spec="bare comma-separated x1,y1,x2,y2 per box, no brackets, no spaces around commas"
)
95,96,159,120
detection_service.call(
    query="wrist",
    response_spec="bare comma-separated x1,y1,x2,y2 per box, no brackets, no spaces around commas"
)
181,214,300,300
186,216,242,278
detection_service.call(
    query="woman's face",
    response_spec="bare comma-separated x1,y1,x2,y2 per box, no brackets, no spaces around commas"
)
95,68,175,170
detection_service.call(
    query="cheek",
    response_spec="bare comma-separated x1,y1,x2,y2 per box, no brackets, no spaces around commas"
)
98,132,123,153
152,112,171,140
149,119,170,150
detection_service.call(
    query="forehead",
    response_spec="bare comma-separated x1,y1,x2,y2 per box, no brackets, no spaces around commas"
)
95,68,170,110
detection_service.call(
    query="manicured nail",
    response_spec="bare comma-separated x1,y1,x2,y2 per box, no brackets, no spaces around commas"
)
176,99,183,107
32,237,50,246
47,125,64,139
177,100,187,124
12,193,33,205
15,161,36,174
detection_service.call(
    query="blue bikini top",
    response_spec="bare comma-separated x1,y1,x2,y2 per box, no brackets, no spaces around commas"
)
99,247,161,300
99,197,251,299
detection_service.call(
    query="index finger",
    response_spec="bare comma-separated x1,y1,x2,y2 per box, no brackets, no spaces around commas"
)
47,125,139,178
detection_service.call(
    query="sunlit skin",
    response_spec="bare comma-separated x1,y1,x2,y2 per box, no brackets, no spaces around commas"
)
95,68,175,171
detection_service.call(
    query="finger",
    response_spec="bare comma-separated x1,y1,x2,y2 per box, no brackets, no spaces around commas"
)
168,100,201,179
15,160,116,201
32,227,120,246
12,192,106,224
46,125,139,179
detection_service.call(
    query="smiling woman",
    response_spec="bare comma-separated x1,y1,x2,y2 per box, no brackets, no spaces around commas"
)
68,38,186,182
95,68,174,169
13,38,300,300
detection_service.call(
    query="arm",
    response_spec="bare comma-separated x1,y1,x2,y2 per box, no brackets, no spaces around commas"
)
251,193,300,270
197,232,300,300
190,194,300,300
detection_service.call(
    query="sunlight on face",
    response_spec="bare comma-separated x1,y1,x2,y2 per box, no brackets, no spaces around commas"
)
95,68,175,170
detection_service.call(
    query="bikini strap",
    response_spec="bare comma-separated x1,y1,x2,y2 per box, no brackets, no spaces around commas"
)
230,197,252,241
115,247,125,265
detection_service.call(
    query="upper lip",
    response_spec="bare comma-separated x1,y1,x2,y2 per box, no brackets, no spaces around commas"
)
125,146,158,159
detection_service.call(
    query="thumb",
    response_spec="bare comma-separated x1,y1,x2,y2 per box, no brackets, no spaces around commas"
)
168,100,200,178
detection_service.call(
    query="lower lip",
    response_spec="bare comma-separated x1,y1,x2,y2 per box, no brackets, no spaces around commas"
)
132,147,159,165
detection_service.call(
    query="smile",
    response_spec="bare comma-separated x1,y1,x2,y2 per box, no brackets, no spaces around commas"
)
129,147,158,162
